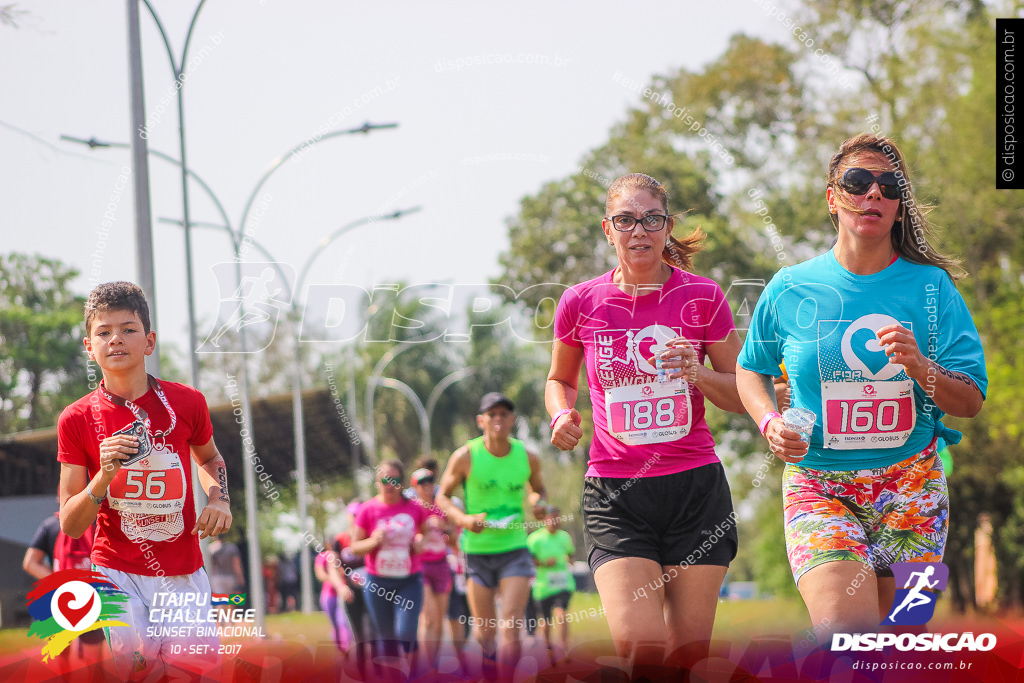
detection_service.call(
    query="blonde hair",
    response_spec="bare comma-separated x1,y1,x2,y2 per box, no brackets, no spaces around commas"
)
605,173,705,272
828,134,964,280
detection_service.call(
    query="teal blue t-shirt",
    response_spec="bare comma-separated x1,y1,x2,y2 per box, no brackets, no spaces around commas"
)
737,251,987,471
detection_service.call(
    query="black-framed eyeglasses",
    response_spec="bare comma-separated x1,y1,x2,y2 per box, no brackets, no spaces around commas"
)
606,214,669,232
837,168,901,200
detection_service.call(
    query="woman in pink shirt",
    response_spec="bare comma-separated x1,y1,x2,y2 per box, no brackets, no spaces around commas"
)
349,459,430,666
314,541,353,655
547,173,745,665
409,464,453,669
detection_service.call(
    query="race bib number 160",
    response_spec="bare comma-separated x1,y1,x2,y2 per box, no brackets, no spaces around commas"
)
821,380,916,450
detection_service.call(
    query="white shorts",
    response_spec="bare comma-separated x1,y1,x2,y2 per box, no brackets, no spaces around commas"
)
94,565,219,680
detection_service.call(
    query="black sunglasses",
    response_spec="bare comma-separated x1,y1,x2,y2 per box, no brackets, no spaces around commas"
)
837,168,901,200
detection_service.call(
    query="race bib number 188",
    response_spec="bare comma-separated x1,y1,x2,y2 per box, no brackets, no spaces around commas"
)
605,381,692,446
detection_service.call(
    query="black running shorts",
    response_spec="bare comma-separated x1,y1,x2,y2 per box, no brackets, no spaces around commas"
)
583,461,738,571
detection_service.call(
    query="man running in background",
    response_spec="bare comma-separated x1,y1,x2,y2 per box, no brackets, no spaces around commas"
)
437,392,548,673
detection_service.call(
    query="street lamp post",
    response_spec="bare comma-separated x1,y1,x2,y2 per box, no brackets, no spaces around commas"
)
363,324,440,468
376,377,430,458
164,211,422,615
133,0,208,388
285,208,419,613
231,126,399,614
425,367,476,442
366,359,474,471
125,0,159,377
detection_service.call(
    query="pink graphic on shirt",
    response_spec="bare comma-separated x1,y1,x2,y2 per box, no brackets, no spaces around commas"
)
421,515,448,560
373,513,417,578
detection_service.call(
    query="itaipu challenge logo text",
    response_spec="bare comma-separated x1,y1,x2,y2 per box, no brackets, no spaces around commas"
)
26,569,129,661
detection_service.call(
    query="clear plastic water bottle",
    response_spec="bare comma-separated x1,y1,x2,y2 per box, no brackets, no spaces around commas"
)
653,345,668,383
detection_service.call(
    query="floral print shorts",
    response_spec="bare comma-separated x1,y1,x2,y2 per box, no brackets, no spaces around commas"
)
783,440,947,585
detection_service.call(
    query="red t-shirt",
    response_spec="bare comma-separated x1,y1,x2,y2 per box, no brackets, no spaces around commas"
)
355,497,428,578
57,380,213,577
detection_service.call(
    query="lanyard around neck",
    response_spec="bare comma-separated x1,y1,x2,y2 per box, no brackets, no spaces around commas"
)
99,374,177,438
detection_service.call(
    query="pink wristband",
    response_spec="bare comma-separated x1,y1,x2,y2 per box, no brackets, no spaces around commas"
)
550,409,572,429
759,411,782,436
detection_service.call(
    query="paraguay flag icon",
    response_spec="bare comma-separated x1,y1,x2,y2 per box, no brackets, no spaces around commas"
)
26,569,129,661
213,592,246,606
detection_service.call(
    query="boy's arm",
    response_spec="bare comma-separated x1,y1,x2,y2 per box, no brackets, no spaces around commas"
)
59,431,137,538
59,463,98,538
191,437,232,539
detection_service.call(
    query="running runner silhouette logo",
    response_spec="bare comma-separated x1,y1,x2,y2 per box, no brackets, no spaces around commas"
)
885,562,948,625
198,262,293,353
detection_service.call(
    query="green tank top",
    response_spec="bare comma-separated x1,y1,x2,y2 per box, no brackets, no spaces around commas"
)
461,436,531,555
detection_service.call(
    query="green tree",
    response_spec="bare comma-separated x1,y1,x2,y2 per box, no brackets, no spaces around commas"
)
0,253,89,433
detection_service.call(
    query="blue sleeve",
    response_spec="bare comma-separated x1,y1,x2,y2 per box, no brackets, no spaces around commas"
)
935,280,987,397
737,272,784,376
923,278,988,445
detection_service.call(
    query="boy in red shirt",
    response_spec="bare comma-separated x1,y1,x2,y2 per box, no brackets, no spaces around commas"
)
58,282,233,679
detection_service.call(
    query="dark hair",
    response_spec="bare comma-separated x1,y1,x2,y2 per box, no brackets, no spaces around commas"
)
605,173,705,272
84,281,152,334
827,134,964,280
414,457,438,475
378,458,406,482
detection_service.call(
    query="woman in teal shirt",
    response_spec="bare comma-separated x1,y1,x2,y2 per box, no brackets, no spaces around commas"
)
737,133,987,638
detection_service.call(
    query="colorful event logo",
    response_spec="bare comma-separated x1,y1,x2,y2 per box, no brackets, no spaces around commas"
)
26,569,128,661
885,561,948,626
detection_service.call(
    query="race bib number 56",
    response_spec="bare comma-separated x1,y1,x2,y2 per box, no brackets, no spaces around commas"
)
107,444,186,513
605,381,691,446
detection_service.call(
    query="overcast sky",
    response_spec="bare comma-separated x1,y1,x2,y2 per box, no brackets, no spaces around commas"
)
1,1,793,357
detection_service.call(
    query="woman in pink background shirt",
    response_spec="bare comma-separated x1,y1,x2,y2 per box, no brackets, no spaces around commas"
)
349,459,430,667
